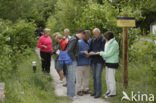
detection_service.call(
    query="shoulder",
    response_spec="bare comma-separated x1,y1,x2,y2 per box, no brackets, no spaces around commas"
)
101,36,106,42
78,40,83,43
38,36,44,40
112,40,119,47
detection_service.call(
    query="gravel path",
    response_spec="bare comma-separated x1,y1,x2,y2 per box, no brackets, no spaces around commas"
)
36,48,109,103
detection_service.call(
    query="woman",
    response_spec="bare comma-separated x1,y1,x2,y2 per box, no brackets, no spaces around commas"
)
37,28,53,73
97,31,119,98
55,34,68,83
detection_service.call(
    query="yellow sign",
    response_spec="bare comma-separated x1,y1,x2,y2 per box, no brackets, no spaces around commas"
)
117,17,136,27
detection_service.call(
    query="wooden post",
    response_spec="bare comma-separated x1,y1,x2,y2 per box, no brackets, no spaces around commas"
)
117,15,135,88
123,26,128,88
123,14,128,88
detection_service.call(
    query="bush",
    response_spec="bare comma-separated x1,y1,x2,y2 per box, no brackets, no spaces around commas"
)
129,34,156,84
0,19,37,81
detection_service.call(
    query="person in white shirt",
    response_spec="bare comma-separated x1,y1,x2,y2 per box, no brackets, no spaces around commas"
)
64,28,71,41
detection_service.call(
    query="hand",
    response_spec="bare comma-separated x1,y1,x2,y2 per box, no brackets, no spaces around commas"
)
96,52,100,55
85,54,90,58
56,50,60,55
43,45,47,49
89,51,96,55
83,51,88,55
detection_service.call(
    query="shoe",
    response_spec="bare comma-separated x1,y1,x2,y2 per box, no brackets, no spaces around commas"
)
103,92,110,97
77,91,83,96
63,83,67,87
60,80,64,84
83,90,92,94
90,92,96,96
94,94,101,98
105,94,116,98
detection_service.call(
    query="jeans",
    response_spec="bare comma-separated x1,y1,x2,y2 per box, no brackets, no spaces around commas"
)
67,61,77,97
92,63,104,95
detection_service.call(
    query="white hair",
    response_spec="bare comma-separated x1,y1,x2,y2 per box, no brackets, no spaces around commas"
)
93,28,100,33
44,28,51,33
64,28,70,33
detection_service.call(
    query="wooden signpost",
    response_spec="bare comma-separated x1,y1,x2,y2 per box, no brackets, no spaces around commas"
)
117,15,136,88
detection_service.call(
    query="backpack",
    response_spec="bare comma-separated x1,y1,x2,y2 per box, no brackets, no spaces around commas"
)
58,51,72,65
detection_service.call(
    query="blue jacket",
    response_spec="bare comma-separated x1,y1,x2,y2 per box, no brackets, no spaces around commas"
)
77,39,90,66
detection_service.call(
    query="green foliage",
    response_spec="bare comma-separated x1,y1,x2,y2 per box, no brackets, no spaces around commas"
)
46,0,87,33
129,34,156,84
0,19,37,81
5,52,71,103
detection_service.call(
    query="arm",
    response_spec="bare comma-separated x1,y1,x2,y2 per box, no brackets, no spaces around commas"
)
100,43,118,58
37,38,44,49
78,41,85,56
88,39,93,53
67,39,77,59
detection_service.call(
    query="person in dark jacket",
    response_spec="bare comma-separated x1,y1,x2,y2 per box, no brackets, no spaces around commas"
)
88,28,106,98
66,30,85,98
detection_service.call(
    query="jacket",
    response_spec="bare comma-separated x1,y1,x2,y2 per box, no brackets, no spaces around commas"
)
67,35,79,61
100,38,119,65
59,39,68,51
88,36,106,64
37,35,53,53
77,39,90,66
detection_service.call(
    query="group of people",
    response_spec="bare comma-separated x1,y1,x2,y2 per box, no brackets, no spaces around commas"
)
37,27,119,99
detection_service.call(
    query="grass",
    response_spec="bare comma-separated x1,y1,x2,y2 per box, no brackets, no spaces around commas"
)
89,60,156,103
4,51,71,103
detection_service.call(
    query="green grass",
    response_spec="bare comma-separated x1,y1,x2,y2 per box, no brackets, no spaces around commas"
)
89,61,156,103
4,52,71,103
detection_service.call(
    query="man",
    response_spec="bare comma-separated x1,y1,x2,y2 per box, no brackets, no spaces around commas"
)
64,28,71,41
66,30,85,98
88,28,106,98
35,26,43,37
76,30,91,96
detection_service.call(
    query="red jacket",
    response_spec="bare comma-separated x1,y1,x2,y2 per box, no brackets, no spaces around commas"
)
59,39,68,51
37,35,53,53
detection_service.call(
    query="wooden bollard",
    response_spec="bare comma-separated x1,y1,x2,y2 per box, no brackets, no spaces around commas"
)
0,83,5,102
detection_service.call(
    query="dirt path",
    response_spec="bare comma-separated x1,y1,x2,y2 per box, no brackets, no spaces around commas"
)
36,48,109,103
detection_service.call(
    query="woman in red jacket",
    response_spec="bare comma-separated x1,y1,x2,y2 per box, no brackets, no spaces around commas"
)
37,28,53,73
55,34,68,83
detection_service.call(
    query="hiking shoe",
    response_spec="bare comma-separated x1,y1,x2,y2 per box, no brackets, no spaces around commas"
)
103,92,110,97
63,83,67,87
94,94,101,98
77,91,83,96
83,90,92,94
104,94,116,98
90,92,96,96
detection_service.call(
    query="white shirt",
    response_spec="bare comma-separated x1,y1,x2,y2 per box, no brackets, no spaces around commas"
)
103,38,114,60
64,36,71,41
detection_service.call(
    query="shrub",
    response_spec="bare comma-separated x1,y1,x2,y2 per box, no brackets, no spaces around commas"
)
0,19,37,81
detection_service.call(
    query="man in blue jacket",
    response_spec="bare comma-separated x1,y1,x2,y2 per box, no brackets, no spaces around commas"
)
76,30,91,96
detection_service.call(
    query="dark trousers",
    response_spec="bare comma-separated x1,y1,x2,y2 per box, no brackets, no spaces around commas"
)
40,51,51,73
63,62,67,76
